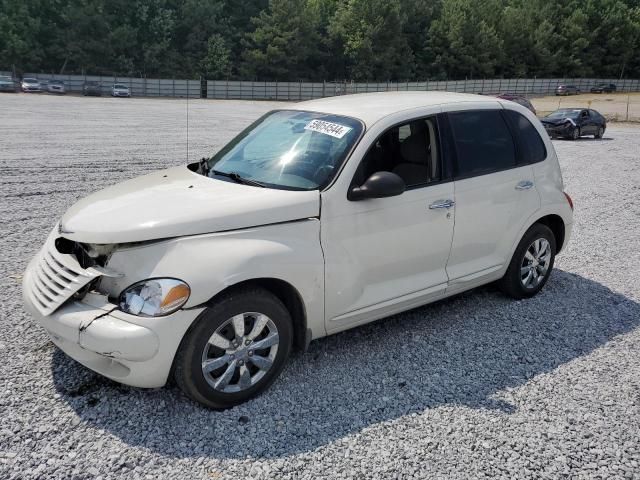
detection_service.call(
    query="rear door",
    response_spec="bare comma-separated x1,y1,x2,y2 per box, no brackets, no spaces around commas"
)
443,106,541,284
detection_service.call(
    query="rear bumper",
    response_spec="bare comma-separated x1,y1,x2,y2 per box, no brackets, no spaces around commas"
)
23,259,203,388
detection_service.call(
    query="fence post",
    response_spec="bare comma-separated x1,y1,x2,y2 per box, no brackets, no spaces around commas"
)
626,91,631,121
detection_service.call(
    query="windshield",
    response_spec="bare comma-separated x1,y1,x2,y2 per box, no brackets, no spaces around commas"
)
114,84,127,88
206,110,363,190
0,76,12,81
547,109,581,119
24,78,37,82
50,80,62,84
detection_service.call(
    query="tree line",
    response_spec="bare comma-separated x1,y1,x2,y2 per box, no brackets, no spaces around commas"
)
1,0,639,81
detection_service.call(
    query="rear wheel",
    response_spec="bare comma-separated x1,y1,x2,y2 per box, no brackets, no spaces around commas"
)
595,126,604,139
499,224,556,299
174,287,293,409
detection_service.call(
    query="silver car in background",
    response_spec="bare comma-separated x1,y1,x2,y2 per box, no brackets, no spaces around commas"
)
46,80,66,94
21,78,42,92
111,84,131,97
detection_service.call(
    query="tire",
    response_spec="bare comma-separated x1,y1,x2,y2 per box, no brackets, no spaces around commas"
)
174,287,293,409
498,223,556,300
571,127,580,140
595,126,604,139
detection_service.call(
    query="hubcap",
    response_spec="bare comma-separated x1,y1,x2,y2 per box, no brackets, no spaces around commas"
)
201,312,279,393
520,238,552,289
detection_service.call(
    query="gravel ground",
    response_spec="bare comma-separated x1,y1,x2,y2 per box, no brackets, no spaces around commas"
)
1,94,639,480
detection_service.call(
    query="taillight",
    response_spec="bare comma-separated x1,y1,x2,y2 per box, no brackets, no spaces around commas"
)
563,192,574,210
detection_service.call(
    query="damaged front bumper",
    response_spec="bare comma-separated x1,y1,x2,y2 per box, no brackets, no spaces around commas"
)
542,122,575,138
23,259,203,388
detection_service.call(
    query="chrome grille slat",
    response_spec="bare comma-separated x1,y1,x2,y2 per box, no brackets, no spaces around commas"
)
25,226,102,316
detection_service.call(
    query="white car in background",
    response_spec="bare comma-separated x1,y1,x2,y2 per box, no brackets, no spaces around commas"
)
111,83,131,97
46,79,66,94
23,92,573,408
21,77,42,92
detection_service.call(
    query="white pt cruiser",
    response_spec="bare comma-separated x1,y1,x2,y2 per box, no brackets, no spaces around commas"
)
23,92,573,408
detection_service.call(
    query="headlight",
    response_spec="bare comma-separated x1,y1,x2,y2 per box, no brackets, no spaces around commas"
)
119,278,190,317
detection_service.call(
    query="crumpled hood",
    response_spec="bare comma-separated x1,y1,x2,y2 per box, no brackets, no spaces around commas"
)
541,117,575,127
60,166,320,244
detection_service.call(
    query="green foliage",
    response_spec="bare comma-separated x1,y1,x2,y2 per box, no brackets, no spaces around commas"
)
202,34,231,78
1,0,639,79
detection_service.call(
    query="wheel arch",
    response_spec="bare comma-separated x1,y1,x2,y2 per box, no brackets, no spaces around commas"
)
198,278,309,352
534,214,566,253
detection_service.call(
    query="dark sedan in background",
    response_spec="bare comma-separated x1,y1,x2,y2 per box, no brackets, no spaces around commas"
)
590,83,617,93
83,81,102,96
541,108,606,140
555,84,579,96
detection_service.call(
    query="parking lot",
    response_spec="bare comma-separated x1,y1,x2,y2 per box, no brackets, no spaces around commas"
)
1,93,639,479
532,92,640,121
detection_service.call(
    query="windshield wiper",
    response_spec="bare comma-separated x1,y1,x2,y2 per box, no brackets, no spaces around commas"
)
211,169,266,188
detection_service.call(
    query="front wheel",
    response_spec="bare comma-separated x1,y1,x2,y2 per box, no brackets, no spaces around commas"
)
498,224,556,299
570,127,580,140
174,287,293,409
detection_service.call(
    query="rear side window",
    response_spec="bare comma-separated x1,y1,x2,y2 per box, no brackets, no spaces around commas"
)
448,110,516,178
504,110,547,164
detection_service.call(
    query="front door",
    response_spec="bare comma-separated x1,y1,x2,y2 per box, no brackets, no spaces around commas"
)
321,115,455,331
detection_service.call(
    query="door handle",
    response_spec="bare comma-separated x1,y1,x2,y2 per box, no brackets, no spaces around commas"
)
515,180,534,190
429,199,455,209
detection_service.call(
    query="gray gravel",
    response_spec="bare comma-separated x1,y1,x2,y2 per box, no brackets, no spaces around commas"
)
1,94,639,479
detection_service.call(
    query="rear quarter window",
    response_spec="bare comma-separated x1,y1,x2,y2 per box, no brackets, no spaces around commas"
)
504,110,547,165
448,110,516,178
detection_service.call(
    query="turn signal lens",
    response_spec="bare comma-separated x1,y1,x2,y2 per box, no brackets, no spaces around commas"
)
563,192,574,211
119,278,190,317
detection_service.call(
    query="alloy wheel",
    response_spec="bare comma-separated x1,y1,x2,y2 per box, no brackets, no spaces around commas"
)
201,312,279,393
520,238,552,289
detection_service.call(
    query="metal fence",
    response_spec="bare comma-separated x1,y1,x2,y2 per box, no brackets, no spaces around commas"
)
2,72,201,98
2,71,639,100
206,78,640,100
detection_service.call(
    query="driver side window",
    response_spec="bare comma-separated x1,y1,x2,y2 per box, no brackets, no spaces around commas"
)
354,117,441,188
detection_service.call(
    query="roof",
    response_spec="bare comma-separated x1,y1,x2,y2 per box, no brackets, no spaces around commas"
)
290,91,498,126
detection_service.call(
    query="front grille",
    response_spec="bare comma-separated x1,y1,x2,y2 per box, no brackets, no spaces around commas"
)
25,228,101,316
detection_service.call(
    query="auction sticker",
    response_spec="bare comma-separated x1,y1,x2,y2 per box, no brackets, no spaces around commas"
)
304,119,352,139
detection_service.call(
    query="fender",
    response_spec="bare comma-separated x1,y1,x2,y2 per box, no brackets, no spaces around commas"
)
100,219,326,340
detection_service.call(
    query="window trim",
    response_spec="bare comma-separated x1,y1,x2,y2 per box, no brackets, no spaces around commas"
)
347,113,453,197
445,109,526,181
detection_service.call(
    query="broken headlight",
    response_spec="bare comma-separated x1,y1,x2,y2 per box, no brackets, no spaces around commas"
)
119,278,190,317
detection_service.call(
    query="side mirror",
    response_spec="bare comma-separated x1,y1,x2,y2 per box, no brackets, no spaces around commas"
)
349,171,406,201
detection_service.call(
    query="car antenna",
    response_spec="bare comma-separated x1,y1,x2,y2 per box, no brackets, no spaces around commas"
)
186,90,190,163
